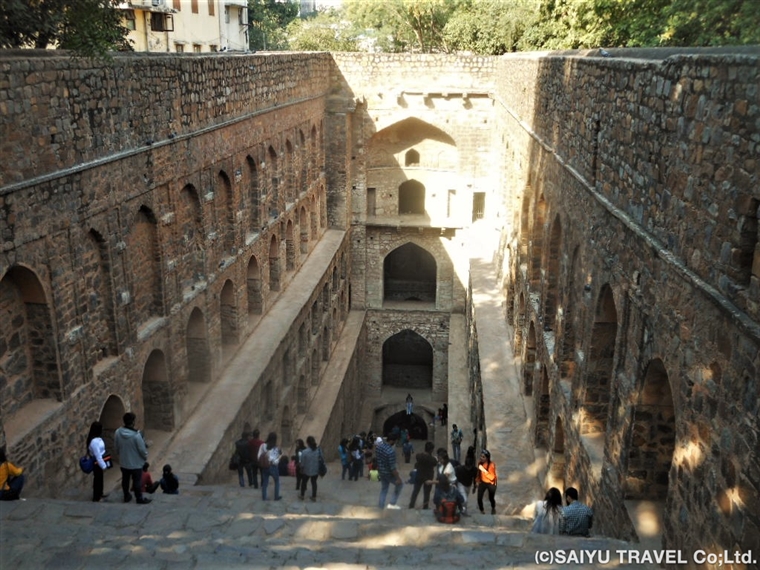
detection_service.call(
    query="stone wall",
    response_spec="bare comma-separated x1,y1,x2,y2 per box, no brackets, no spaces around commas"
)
495,50,760,563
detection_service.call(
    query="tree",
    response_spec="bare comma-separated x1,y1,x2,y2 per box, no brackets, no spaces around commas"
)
0,0,131,57
344,0,465,53
287,9,360,52
444,0,540,54
248,0,299,51
660,0,760,46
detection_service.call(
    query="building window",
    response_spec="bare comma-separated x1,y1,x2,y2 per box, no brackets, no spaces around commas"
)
173,0,181,10
191,0,198,13
193,44,201,53
210,44,218,52
175,43,184,53
239,7,247,25
150,12,173,32
124,10,136,30
224,6,230,23
208,0,214,16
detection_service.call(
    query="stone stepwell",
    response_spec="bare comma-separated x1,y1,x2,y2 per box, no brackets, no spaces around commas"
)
0,461,656,569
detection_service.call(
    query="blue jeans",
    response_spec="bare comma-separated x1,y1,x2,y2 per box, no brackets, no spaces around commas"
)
261,465,280,500
341,462,350,480
378,473,403,508
238,463,253,487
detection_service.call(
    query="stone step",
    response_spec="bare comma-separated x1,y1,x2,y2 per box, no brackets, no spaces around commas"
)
2,479,657,569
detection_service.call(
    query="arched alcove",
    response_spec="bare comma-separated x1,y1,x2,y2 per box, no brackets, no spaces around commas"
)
220,279,238,348
405,148,420,166
382,410,428,440
142,349,174,431
186,308,211,383
269,235,280,291
582,284,617,435
246,256,262,315
382,330,433,389
626,358,675,500
524,322,537,396
398,179,425,215
383,242,436,303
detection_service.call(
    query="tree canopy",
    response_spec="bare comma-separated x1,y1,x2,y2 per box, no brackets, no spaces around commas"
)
248,0,300,51
0,0,131,58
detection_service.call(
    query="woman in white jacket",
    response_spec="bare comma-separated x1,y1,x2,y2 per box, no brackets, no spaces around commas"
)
531,487,563,534
86,421,110,502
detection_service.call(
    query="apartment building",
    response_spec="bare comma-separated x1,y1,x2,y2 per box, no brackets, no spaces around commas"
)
119,0,248,53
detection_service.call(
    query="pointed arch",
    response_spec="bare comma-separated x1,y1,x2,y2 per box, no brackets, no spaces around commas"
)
530,196,546,287
268,145,279,206
220,279,238,348
382,329,433,389
142,349,174,430
217,170,235,255
285,219,295,271
186,308,211,383
299,206,309,255
0,266,61,420
544,216,562,332
269,235,281,291
176,186,204,294
383,242,436,303
84,228,117,361
246,255,262,315
582,284,617,435
129,205,163,322
559,246,579,381
626,358,675,500
246,155,261,231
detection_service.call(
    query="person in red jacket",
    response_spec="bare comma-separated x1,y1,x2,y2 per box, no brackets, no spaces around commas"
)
476,449,497,515
247,428,264,489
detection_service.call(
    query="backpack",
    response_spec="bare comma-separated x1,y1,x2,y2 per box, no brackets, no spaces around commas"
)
258,448,271,469
435,500,460,524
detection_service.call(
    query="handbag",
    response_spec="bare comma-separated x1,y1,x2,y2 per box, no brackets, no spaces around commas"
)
318,449,327,478
229,452,240,471
79,455,94,474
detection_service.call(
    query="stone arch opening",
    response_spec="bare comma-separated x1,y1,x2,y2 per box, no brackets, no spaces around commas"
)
217,170,235,255
398,179,425,215
524,321,537,396
299,129,308,194
246,155,260,230
734,195,759,286
383,242,436,303
85,229,117,362
299,207,309,255
382,410,428,440
129,205,163,322
285,139,295,203
268,145,279,206
286,220,295,271
405,148,420,166
282,348,293,386
322,326,330,360
269,235,280,291
99,394,125,459
186,308,211,383
544,216,561,332
582,284,617,435
535,366,550,447
515,291,525,351
520,191,530,258
382,330,433,389
0,266,61,422
297,374,307,413
626,358,675,501
549,416,566,490
530,196,546,287
311,348,319,385
176,187,203,294
560,246,579,381
220,279,238,348
142,349,174,431
246,256,262,315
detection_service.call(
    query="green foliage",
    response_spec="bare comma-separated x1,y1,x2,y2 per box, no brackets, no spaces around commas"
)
444,0,540,54
0,0,130,57
660,0,760,46
287,9,359,52
248,0,299,50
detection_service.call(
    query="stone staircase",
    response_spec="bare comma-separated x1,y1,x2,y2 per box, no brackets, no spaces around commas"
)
1,462,657,569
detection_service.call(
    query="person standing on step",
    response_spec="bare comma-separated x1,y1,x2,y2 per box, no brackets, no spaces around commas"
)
247,429,264,489
405,393,414,415
258,432,283,501
450,423,464,463
454,446,477,516
86,421,111,502
235,430,253,488
408,441,437,510
114,412,151,504
338,438,350,480
376,431,403,509
298,436,321,501
476,449,497,515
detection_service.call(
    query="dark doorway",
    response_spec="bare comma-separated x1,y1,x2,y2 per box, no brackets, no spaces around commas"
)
382,411,429,440
382,330,433,388
472,191,485,221
383,243,436,302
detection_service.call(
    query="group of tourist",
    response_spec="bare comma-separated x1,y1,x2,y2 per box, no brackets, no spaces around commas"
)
232,428,326,502
84,413,179,504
